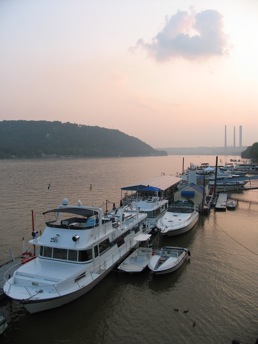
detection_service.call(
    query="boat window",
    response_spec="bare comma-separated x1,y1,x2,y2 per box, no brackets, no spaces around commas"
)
145,210,154,218
39,246,93,262
114,233,127,247
99,238,110,255
78,249,93,262
68,250,78,261
94,246,98,258
53,248,67,260
41,246,52,257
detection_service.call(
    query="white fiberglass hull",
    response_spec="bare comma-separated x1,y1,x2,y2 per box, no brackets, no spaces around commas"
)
22,266,112,314
148,247,189,274
117,247,152,273
158,211,199,236
4,247,131,314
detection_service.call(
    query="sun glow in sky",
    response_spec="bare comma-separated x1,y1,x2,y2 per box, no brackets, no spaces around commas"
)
0,0,257,148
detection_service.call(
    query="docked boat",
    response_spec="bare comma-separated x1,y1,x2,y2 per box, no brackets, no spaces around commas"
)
3,198,147,313
130,197,168,231
117,233,152,273
157,200,199,236
233,163,258,175
148,246,190,274
226,199,237,210
120,175,181,230
209,178,249,192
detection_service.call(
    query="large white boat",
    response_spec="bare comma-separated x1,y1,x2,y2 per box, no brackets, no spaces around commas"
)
3,198,147,313
148,246,190,274
209,179,249,192
157,200,199,236
120,175,181,230
130,196,168,230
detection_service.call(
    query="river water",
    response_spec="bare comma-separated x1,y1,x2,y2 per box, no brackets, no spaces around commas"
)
0,155,257,344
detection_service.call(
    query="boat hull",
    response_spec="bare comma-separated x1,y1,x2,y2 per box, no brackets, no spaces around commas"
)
22,266,112,313
148,247,189,274
117,247,152,273
226,200,237,210
159,212,199,236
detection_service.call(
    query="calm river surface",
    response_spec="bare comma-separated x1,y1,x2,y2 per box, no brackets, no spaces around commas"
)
0,155,257,344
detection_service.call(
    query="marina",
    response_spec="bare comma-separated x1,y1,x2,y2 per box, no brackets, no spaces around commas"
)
0,155,257,344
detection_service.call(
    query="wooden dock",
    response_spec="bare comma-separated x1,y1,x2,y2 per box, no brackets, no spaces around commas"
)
215,193,227,211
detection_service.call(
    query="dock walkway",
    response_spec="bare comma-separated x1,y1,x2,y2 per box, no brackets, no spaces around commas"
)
215,193,227,211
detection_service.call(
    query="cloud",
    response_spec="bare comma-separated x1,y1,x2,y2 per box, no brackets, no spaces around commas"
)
136,9,229,61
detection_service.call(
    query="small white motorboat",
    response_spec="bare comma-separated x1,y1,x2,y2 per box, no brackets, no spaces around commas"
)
148,246,190,274
117,233,152,273
0,315,7,335
226,199,237,210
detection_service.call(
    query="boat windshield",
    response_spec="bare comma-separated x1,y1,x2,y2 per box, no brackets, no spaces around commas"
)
167,205,193,213
43,208,100,229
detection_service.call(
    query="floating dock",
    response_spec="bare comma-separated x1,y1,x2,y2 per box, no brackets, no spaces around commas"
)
215,193,227,211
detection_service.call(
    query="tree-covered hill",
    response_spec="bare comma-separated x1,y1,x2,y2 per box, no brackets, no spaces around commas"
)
0,120,167,159
241,142,258,162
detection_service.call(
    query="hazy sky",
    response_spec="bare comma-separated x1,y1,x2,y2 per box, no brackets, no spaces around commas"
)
0,0,257,148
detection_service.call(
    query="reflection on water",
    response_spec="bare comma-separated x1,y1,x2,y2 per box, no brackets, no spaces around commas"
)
0,156,258,344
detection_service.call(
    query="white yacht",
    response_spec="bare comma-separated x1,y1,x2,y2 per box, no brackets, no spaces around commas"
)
157,200,199,236
4,198,147,313
130,196,168,230
120,175,182,230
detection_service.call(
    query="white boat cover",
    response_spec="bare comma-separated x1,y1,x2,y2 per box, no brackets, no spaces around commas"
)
134,234,151,241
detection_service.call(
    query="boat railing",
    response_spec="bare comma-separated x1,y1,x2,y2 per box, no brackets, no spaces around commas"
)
3,262,22,282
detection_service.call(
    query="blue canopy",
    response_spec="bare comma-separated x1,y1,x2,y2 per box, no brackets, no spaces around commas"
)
121,185,161,192
121,175,182,192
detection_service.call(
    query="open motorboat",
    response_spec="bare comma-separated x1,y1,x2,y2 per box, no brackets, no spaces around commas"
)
157,200,199,236
4,198,147,313
148,246,190,274
226,199,237,210
117,233,152,273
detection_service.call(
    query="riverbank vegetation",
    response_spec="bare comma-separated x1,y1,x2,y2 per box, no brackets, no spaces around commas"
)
0,120,167,159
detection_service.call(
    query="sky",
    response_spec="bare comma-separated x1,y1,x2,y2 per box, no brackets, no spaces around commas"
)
0,0,257,148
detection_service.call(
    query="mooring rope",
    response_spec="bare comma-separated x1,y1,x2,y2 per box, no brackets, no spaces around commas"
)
216,223,258,256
